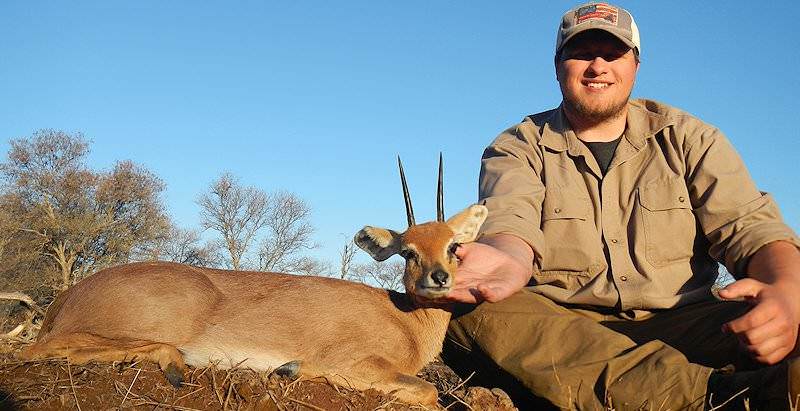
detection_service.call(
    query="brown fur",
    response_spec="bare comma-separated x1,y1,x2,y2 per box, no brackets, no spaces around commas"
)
21,205,488,405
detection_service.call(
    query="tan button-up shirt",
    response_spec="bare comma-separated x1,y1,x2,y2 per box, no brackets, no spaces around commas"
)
479,99,800,310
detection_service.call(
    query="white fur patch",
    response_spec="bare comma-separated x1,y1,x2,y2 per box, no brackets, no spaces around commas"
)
181,345,291,371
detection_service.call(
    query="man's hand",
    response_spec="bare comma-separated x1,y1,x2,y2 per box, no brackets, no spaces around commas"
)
720,240,800,364
444,235,534,304
720,279,800,364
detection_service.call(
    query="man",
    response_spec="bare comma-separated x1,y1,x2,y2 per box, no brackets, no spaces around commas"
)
440,3,800,410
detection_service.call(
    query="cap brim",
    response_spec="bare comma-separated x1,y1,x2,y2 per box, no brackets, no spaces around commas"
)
557,24,637,53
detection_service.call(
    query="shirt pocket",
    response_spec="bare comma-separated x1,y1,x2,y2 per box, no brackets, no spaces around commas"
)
540,187,595,277
638,177,697,267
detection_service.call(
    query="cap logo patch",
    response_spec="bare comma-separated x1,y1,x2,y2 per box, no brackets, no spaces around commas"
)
574,3,618,26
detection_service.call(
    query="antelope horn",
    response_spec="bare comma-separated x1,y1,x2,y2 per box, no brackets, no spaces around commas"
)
437,153,444,222
398,156,415,227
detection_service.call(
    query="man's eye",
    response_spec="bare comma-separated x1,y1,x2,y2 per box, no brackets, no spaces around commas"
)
564,52,593,61
564,50,626,62
602,51,626,61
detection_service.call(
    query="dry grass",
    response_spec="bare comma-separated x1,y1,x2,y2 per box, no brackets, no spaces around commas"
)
0,353,426,410
0,347,517,410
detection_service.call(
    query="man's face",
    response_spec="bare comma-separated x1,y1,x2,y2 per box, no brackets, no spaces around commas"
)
556,30,639,124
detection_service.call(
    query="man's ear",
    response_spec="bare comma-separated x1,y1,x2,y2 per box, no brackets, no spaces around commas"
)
554,51,565,82
354,226,402,261
554,54,560,82
446,205,488,244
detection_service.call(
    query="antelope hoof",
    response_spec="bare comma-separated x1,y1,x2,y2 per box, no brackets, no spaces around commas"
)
272,360,301,379
164,362,184,387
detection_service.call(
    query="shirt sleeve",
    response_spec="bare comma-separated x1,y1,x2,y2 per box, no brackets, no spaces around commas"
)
683,122,800,277
478,124,547,263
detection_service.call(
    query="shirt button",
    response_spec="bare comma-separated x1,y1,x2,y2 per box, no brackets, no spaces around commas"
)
678,196,686,202
620,275,628,281
554,207,561,213
610,239,618,244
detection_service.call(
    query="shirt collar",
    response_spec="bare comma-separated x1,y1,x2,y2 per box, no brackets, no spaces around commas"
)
536,99,675,153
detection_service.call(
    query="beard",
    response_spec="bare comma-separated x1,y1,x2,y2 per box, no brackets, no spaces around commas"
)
561,87,630,126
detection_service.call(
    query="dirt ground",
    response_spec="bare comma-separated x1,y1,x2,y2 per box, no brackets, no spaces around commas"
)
0,349,518,411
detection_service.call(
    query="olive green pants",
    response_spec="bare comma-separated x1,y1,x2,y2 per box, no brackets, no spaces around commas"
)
443,289,754,410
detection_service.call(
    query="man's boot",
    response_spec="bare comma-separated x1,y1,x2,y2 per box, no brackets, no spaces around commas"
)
706,357,800,410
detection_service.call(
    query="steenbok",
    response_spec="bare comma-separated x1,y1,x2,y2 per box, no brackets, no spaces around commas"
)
22,156,487,405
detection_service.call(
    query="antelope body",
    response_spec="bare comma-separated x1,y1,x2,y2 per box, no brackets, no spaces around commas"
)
21,159,488,405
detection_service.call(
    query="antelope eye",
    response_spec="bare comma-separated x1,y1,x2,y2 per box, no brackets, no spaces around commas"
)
448,243,460,255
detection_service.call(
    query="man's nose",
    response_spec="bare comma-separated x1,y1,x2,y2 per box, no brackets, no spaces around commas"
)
586,57,609,75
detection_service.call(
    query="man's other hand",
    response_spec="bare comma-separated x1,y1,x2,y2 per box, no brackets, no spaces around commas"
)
720,278,800,364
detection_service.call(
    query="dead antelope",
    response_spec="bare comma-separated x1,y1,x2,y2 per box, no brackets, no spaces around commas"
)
21,156,488,405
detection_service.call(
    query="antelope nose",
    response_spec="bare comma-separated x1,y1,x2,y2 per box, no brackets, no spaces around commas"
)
431,270,449,287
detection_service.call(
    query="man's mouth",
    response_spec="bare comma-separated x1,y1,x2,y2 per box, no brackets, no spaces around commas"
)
585,82,611,89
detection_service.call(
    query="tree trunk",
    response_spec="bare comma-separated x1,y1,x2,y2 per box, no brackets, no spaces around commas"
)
52,242,76,290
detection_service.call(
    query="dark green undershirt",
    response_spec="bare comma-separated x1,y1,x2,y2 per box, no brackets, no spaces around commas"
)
583,137,622,175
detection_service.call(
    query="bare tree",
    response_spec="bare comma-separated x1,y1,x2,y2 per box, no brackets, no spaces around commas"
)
257,191,315,272
0,130,171,289
164,228,222,268
197,173,268,270
139,226,222,268
354,259,405,291
283,256,332,276
338,239,359,281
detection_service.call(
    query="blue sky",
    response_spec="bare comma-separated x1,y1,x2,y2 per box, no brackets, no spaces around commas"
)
1,1,798,267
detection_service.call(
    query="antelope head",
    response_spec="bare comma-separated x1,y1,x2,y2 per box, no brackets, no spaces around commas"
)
354,155,488,299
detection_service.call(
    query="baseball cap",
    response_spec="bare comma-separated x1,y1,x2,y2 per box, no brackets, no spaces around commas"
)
555,2,640,55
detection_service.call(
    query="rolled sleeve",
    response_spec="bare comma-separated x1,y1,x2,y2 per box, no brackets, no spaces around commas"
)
478,126,546,260
714,194,800,276
685,125,800,276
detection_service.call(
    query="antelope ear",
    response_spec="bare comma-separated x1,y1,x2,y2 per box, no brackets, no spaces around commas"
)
354,226,402,261
446,204,488,244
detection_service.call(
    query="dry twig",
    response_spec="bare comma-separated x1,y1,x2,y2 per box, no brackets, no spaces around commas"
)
66,361,82,411
175,386,206,402
267,390,287,411
443,371,475,397
707,387,749,411
210,367,224,406
222,376,235,410
0,292,45,316
442,372,476,411
126,399,203,411
120,366,142,407
287,396,326,411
